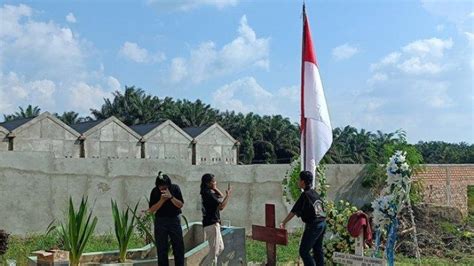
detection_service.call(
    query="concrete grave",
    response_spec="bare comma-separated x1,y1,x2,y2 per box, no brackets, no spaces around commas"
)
28,222,246,266
332,234,385,266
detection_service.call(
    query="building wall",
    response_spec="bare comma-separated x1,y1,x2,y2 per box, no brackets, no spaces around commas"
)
196,129,237,165
415,164,474,215
0,130,8,151
0,151,471,235
144,124,192,161
84,122,141,159
12,117,80,158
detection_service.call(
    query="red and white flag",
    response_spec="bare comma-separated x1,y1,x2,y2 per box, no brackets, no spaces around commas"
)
300,6,333,183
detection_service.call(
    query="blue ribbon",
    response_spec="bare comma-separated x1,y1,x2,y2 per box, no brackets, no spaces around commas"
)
386,218,398,266
373,228,382,258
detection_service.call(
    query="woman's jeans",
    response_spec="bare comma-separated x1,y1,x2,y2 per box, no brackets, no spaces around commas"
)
154,216,185,266
299,220,326,266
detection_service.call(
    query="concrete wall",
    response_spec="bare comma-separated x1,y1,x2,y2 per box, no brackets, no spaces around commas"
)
196,128,237,165
0,128,8,151
1,152,471,235
0,152,296,235
85,122,141,159
144,124,192,161
13,117,80,158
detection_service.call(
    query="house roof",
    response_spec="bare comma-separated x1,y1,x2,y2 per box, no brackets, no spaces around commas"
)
0,117,34,131
70,120,105,134
182,126,210,138
130,121,166,136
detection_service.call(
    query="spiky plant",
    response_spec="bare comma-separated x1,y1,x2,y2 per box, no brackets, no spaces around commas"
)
53,197,98,266
111,200,138,262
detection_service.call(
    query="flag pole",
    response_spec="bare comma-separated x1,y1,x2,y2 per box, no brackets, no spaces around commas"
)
300,3,307,171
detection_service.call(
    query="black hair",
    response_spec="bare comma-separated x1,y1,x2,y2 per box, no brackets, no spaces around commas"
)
155,171,172,187
200,173,214,195
299,171,313,189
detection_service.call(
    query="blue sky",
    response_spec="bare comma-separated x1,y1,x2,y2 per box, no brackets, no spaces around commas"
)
0,0,473,143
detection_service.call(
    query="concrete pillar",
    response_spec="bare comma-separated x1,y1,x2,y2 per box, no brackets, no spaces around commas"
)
191,139,197,165
235,141,240,165
140,138,146,159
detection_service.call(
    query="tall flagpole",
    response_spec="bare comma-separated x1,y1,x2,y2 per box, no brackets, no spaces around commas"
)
300,3,307,171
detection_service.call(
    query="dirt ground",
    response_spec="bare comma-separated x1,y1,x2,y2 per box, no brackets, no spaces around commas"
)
396,203,473,261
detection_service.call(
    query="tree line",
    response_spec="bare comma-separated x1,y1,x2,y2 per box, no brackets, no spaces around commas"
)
2,86,473,164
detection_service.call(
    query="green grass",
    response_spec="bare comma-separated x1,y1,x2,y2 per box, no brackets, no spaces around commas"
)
468,185,474,227
246,230,302,263
246,232,474,265
5,232,474,265
4,233,146,265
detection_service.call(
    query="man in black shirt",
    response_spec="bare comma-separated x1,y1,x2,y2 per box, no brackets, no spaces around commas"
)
147,172,185,266
280,171,326,266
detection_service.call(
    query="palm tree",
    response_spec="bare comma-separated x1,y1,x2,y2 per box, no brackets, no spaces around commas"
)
91,86,161,125
54,111,92,125
169,99,219,128
3,105,41,122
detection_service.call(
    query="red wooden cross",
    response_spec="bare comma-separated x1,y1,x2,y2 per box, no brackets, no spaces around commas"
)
251,204,288,266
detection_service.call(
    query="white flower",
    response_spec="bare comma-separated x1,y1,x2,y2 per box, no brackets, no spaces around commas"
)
400,162,409,171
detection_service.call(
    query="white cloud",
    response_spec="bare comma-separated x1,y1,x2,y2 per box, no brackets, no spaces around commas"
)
107,76,121,91
332,44,359,61
0,4,32,39
0,4,121,116
169,15,269,84
402,38,453,58
397,57,443,75
0,72,57,111
370,38,453,76
212,77,298,118
465,31,474,44
212,77,273,114
276,85,299,103
421,0,473,26
147,0,238,11
367,73,388,85
170,58,188,83
118,41,165,63
412,81,453,108
370,52,401,71
68,82,114,112
353,35,471,143
66,12,76,23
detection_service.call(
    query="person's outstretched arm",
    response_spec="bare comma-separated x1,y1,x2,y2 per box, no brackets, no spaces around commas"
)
280,212,296,228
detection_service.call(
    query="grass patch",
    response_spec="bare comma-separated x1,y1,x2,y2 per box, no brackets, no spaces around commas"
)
468,185,474,228
246,230,302,263
4,233,145,265
5,232,474,265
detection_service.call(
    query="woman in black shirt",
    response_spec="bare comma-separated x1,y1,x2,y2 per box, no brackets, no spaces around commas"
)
280,171,326,266
146,172,185,266
200,173,232,265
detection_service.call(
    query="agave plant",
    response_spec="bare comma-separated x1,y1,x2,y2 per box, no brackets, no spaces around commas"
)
111,200,139,263
48,197,98,266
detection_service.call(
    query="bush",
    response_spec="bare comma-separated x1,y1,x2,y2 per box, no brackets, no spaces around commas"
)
323,200,359,262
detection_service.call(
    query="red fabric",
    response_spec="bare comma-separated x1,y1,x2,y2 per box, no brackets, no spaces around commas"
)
300,6,319,134
347,211,373,246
